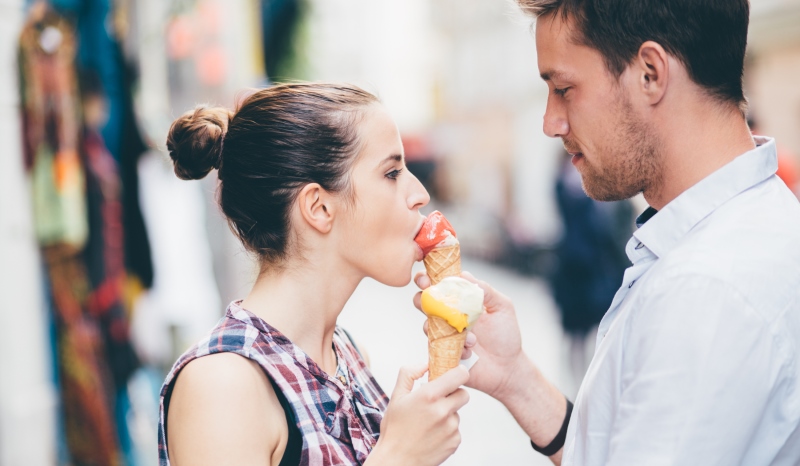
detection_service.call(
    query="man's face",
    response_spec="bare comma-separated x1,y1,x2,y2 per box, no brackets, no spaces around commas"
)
536,14,662,201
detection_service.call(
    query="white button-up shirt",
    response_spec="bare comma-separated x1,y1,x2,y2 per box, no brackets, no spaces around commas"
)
562,137,800,465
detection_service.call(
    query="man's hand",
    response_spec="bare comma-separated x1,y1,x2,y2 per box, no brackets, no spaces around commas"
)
413,271,568,464
413,271,526,403
367,364,470,466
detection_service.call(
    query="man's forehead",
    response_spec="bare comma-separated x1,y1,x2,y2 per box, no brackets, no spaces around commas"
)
535,13,581,77
536,13,608,82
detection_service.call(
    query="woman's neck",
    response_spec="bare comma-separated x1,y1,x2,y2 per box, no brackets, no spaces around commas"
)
240,256,362,375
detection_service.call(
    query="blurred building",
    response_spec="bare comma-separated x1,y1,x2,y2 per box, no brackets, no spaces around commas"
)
746,0,800,192
747,0,800,154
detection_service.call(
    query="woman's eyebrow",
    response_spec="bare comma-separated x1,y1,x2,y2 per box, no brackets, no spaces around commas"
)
378,154,403,167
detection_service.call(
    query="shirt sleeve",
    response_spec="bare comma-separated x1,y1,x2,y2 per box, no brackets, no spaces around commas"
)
605,274,786,465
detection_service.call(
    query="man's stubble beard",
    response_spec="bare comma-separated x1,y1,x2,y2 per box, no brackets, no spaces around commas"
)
577,95,663,202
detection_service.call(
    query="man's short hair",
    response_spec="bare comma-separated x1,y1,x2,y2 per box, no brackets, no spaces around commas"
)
519,0,749,110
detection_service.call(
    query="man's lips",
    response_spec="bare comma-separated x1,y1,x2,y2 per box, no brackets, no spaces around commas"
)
569,151,584,165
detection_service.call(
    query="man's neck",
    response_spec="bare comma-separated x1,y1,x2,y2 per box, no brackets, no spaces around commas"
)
643,101,755,210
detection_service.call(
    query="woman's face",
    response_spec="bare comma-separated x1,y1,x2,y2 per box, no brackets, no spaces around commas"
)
335,104,430,286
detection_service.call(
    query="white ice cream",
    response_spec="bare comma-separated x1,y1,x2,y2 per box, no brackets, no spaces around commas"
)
426,276,484,328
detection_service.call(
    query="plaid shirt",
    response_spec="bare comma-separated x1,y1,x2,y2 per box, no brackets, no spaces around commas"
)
158,301,389,465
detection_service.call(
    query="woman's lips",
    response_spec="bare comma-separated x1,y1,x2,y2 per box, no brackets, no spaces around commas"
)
415,243,425,262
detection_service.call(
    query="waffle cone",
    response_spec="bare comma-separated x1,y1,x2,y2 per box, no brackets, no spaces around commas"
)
423,244,461,285
427,315,467,381
422,244,464,380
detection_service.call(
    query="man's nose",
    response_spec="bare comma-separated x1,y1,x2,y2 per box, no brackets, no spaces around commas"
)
543,97,569,138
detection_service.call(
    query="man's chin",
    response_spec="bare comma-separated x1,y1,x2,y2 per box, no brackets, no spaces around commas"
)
581,178,635,202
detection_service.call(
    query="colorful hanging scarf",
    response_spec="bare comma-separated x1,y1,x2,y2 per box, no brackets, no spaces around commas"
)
18,5,131,465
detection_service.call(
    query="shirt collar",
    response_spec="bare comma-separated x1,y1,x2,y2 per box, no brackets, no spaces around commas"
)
632,136,778,259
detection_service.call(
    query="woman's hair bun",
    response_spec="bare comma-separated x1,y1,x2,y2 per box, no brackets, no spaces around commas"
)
166,105,232,180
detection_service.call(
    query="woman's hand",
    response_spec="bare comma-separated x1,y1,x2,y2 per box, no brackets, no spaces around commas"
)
367,364,470,466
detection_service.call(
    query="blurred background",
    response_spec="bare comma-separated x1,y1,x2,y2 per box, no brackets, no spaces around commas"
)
1,0,799,464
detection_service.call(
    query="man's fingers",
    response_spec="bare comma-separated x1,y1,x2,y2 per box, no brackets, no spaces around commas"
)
414,271,431,290
460,271,507,314
392,363,429,398
426,365,469,398
422,320,429,337
413,291,424,313
460,331,476,359
465,331,477,348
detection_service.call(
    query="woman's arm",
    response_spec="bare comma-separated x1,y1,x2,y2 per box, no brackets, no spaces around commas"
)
167,353,288,466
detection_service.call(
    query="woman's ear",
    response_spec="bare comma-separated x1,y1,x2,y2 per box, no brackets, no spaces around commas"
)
297,183,335,234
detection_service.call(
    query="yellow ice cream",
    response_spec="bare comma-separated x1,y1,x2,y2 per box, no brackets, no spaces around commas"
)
421,277,484,332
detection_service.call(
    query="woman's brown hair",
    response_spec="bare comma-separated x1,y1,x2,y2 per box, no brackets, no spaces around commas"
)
166,82,379,264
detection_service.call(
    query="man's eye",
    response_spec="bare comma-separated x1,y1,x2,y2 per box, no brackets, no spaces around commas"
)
553,87,570,97
385,168,403,180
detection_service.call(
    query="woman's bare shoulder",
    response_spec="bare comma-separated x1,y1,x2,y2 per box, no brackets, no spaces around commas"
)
167,352,289,466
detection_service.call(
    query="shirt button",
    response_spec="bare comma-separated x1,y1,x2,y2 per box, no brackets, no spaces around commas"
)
635,242,644,250
338,375,347,385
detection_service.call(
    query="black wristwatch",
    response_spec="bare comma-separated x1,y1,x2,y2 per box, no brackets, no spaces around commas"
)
530,397,573,456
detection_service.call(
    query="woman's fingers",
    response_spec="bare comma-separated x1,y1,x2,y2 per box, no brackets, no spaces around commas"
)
391,363,429,398
447,387,470,412
426,365,469,399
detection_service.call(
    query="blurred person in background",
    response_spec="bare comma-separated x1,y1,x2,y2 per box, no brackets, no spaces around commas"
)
748,115,800,196
550,149,631,396
414,0,800,464
159,83,469,466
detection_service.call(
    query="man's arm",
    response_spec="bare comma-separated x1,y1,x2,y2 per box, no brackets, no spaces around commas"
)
414,271,569,464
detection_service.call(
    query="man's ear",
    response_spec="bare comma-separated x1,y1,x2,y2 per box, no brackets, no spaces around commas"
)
634,40,670,105
297,183,334,234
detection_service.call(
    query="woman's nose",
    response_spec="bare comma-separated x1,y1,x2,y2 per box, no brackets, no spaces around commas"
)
408,172,430,210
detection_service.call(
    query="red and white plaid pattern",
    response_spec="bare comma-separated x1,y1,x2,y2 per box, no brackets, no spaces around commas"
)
158,301,389,465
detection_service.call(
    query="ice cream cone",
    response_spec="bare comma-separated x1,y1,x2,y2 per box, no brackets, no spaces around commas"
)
423,244,464,380
427,315,467,380
423,244,461,286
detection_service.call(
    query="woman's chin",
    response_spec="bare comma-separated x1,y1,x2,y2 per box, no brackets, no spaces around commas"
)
376,273,413,288
371,264,415,288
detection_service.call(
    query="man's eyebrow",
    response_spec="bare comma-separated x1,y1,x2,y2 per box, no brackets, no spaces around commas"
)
540,70,571,81
379,154,403,166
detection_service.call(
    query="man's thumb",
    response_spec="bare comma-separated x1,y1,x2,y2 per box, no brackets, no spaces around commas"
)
391,363,428,398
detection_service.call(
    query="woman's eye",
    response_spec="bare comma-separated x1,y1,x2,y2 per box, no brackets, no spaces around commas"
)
385,168,404,180
553,87,570,97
